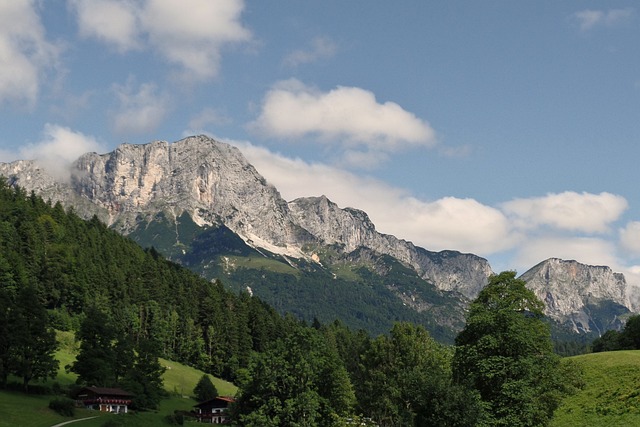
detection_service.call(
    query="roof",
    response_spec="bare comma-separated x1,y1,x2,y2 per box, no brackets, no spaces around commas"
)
194,396,236,407
78,386,134,397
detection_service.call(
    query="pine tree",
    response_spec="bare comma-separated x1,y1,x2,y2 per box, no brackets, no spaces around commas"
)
70,306,118,387
10,284,59,392
122,337,166,410
193,374,218,402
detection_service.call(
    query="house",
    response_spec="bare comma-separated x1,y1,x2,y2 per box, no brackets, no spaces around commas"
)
74,386,134,414
193,396,235,424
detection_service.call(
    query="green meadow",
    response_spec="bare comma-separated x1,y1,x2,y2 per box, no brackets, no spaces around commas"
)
552,350,640,427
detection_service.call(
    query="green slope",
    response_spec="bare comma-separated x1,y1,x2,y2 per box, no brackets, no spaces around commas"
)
0,332,236,427
552,350,640,426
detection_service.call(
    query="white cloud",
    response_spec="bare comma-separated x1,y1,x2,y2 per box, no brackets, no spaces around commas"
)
143,0,252,80
251,79,436,152
111,80,169,134
512,236,621,274
0,1,61,106
340,150,389,170
69,0,252,80
230,140,514,255
620,221,640,256
69,0,141,52
283,36,337,67
18,124,105,181
501,191,627,233
573,8,634,31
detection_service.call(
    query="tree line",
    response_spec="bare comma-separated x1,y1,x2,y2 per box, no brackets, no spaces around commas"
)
0,180,583,424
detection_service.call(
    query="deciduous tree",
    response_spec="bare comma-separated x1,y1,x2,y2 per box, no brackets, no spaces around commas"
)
453,271,580,426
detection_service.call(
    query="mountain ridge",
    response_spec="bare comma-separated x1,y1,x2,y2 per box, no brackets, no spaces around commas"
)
0,135,635,337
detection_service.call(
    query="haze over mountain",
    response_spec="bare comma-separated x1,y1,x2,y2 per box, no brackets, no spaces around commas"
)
0,135,635,338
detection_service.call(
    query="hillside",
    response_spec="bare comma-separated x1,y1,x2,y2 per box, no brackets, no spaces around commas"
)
0,181,288,384
2,136,634,342
0,331,235,427
552,350,640,426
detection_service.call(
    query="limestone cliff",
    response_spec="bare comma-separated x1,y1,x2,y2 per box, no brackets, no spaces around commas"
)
288,195,492,299
0,135,490,297
520,258,632,333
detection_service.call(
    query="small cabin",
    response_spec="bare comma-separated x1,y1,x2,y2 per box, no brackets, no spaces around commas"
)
74,386,134,414
193,396,235,424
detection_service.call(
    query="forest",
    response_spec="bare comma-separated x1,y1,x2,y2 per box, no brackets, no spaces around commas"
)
0,180,583,426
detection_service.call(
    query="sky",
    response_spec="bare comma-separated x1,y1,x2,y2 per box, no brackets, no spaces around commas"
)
2,0,640,282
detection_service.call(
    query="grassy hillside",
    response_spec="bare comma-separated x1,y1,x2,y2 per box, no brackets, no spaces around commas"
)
0,331,237,427
552,350,640,426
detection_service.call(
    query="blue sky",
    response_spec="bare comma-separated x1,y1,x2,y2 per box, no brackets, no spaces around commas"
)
2,0,640,280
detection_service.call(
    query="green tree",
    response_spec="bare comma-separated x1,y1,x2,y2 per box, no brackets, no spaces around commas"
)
233,327,355,426
70,306,118,387
592,329,622,353
121,337,166,410
452,271,580,426
358,322,481,426
10,284,59,392
0,255,17,388
619,314,640,349
193,374,218,402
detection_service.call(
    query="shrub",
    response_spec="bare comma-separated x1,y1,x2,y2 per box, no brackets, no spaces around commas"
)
49,397,75,416
165,412,185,425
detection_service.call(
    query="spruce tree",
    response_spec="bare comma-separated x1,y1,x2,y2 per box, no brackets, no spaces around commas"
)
10,284,59,392
193,374,218,402
70,306,118,387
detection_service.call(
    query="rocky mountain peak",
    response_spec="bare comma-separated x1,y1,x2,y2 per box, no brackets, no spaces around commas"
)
520,258,632,333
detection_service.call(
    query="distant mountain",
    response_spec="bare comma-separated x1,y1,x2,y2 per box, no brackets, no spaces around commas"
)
519,258,633,334
0,135,635,339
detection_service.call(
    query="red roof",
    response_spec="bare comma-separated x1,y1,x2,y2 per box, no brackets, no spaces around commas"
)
78,386,134,397
194,396,236,407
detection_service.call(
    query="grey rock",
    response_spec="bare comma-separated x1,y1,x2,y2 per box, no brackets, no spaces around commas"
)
520,258,632,333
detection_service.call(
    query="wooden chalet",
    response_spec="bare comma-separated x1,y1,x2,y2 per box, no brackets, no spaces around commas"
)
74,386,134,414
193,396,235,424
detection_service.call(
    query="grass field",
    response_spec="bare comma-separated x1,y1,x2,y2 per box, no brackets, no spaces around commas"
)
0,331,237,427
552,350,640,427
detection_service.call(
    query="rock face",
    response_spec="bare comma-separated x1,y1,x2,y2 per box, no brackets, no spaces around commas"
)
520,258,632,333
288,195,493,299
2,135,634,335
0,135,491,297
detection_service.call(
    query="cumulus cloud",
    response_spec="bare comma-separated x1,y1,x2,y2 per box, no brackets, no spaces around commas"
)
501,191,627,233
512,236,621,274
111,80,169,134
69,0,141,52
251,79,436,154
229,140,514,255
0,1,61,106
189,138,640,281
18,124,105,181
69,0,251,80
283,36,337,67
573,8,634,31
620,221,640,256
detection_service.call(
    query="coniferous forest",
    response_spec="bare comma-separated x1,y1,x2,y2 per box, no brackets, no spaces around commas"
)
0,180,584,426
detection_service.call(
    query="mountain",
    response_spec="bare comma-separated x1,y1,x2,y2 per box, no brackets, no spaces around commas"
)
519,258,633,334
0,135,491,339
0,135,635,339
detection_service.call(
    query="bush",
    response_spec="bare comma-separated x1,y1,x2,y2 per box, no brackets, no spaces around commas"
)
49,397,75,416
165,412,185,425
